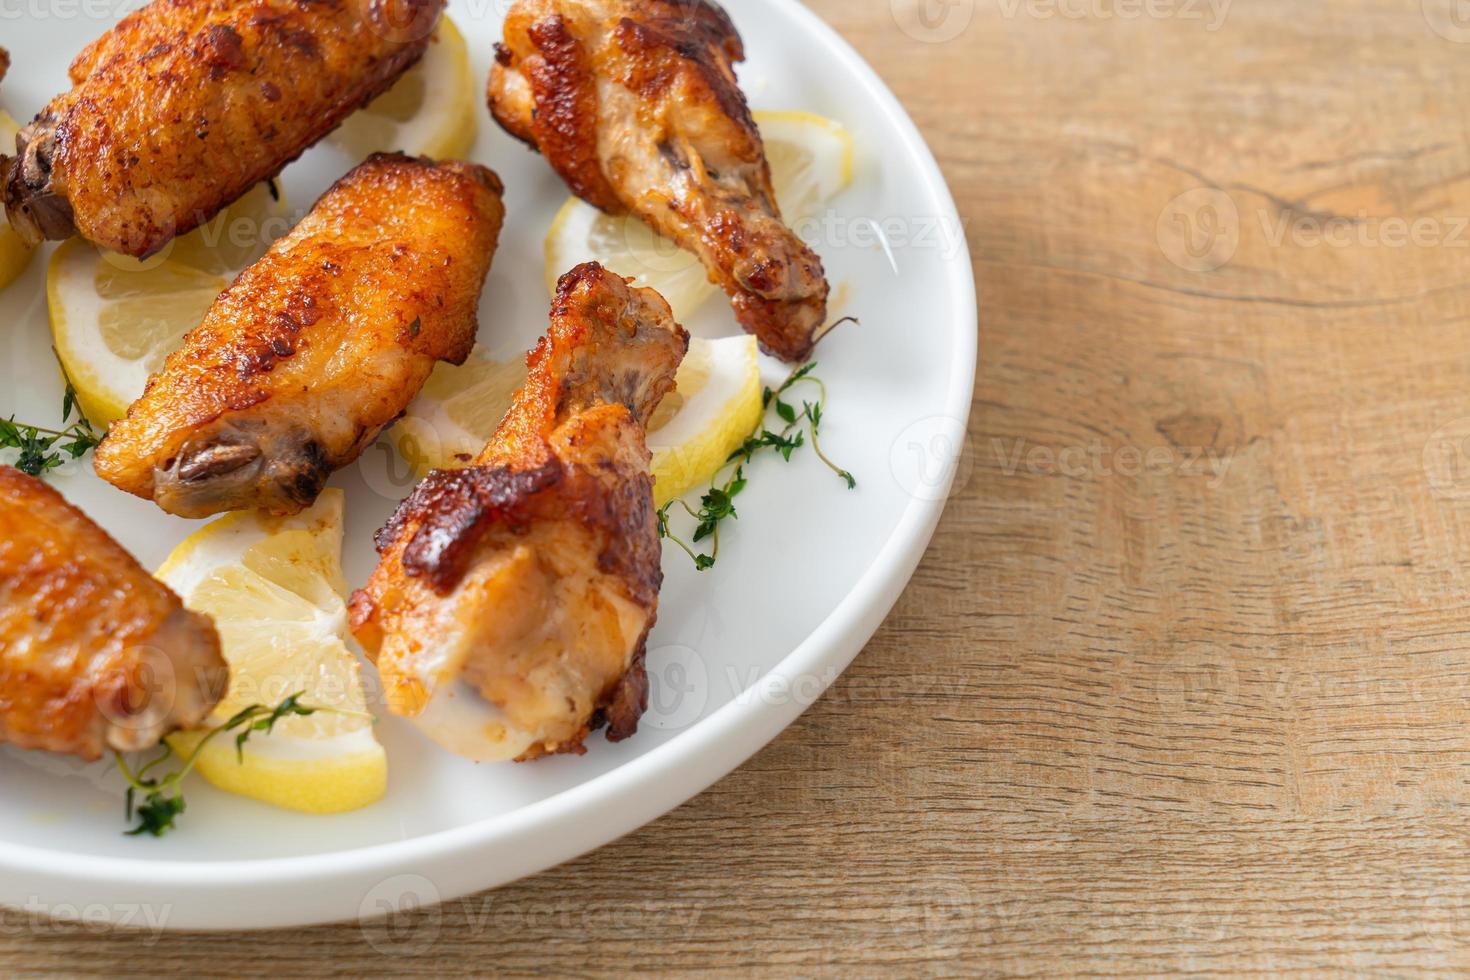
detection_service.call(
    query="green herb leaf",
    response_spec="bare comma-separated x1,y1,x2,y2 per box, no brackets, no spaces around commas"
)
125,793,186,838
2,385,102,478
659,358,855,570
234,693,317,763
114,693,350,838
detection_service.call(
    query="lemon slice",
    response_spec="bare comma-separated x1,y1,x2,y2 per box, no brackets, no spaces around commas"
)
544,110,853,319
48,182,287,426
329,17,475,161
0,110,35,292
386,335,762,505
157,490,387,815
647,336,763,502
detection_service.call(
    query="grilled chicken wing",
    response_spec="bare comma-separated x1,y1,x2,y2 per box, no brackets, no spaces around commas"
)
94,153,505,518
488,0,831,362
0,466,226,760
349,262,688,761
4,0,443,257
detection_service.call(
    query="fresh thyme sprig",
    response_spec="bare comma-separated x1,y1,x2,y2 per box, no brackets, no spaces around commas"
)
657,360,855,570
0,384,102,477
113,694,362,837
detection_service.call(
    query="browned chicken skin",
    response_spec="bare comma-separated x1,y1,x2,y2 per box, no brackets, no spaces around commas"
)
4,0,443,257
94,153,506,518
488,0,831,362
349,262,688,761
0,466,226,761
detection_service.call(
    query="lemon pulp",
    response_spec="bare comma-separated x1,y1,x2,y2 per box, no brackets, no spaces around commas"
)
157,491,387,815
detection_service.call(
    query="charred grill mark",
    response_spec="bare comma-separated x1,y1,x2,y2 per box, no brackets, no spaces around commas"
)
286,290,323,325
288,439,330,506
231,296,322,378
245,12,323,59
379,429,662,606
526,15,624,214
589,465,661,610
611,7,751,128
199,24,247,79
234,345,281,378
598,632,650,742
383,460,563,593
743,256,779,293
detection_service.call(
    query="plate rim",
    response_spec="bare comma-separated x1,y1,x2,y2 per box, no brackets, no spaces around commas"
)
0,0,978,930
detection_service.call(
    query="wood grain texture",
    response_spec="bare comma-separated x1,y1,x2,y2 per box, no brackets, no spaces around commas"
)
8,0,1470,973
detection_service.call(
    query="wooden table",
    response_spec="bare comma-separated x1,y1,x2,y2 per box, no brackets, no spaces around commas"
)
9,0,1470,972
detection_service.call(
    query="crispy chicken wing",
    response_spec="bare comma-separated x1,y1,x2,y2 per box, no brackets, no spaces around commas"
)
488,0,831,362
349,262,688,761
0,466,226,760
4,0,443,257
94,153,505,519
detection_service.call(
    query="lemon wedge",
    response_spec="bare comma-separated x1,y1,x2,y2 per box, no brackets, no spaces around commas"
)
157,490,387,815
48,182,287,426
0,110,35,292
544,110,853,320
647,335,763,503
329,17,475,161
386,335,762,505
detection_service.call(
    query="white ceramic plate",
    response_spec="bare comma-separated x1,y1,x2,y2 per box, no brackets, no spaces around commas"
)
0,0,975,930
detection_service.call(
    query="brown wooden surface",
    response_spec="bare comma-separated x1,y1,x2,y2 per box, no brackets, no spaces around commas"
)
10,0,1470,973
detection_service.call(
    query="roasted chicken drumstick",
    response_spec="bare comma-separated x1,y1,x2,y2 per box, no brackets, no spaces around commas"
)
349,262,688,761
4,0,444,257
488,0,830,362
95,153,505,518
0,466,226,760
